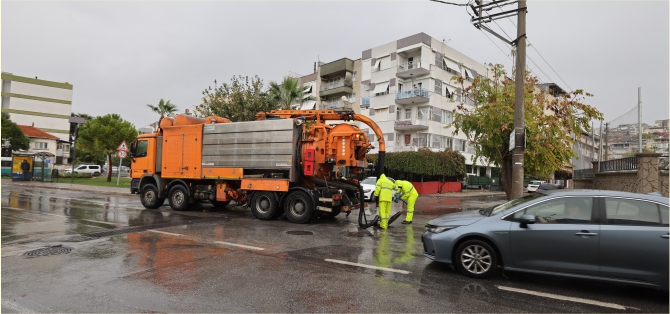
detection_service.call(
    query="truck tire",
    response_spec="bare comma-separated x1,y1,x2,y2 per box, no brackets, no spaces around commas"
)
168,185,190,211
250,191,279,220
140,183,164,209
284,190,315,224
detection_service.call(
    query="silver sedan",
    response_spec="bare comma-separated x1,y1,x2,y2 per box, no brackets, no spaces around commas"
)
423,190,669,290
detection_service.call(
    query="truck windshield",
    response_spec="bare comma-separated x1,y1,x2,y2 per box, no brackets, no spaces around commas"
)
135,140,148,157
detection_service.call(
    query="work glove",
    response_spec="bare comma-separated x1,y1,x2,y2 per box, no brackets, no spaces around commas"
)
375,197,379,207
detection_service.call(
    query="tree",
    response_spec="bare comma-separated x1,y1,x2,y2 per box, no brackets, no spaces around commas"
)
196,76,278,122
268,76,315,110
1,112,30,151
146,99,178,118
77,114,138,182
449,64,603,200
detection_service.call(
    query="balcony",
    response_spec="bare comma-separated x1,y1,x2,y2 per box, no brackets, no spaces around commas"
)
396,60,430,79
395,88,429,105
319,79,353,97
321,100,353,111
320,58,354,77
361,97,370,107
394,119,429,131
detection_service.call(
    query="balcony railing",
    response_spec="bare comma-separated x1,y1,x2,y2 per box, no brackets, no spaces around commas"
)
322,100,353,110
394,119,429,130
398,60,422,72
320,80,345,92
396,88,429,100
361,97,370,106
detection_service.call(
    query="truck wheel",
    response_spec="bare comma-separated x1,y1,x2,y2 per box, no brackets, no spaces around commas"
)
168,185,190,211
250,192,278,220
284,190,314,224
140,184,164,209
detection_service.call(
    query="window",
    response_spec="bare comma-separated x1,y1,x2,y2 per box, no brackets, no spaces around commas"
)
396,107,401,120
441,110,453,124
445,85,455,98
418,133,428,147
405,108,411,120
605,198,668,226
443,58,461,74
373,82,389,96
35,142,48,149
417,106,429,120
374,108,389,121
463,67,474,80
443,137,453,150
1,160,11,167
434,79,442,95
135,140,148,157
58,144,63,149
510,197,594,224
353,71,357,82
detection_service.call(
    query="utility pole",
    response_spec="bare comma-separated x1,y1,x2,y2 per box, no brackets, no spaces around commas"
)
605,122,610,160
511,0,527,199
638,87,642,153
469,0,528,199
598,121,603,172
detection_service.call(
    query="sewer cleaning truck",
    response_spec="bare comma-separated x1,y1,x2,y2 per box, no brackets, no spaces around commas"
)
129,109,387,227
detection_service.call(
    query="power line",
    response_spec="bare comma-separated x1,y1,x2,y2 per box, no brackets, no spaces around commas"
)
430,0,471,6
491,1,573,91
478,29,545,84
489,20,553,84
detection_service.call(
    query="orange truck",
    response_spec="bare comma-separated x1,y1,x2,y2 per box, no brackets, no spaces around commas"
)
129,109,386,227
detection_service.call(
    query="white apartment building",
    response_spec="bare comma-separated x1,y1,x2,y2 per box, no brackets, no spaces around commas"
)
298,58,362,115
359,32,492,176
1,72,73,142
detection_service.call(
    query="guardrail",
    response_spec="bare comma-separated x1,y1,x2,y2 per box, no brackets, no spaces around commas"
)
398,60,422,72
573,168,593,179
320,80,345,91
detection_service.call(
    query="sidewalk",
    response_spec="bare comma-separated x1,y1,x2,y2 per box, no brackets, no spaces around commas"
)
3,180,130,196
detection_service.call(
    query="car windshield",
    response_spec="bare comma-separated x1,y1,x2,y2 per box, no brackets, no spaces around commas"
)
487,193,544,216
361,177,376,185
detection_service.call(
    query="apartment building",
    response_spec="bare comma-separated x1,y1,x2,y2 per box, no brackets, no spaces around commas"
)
1,73,73,142
297,58,362,114
358,32,491,176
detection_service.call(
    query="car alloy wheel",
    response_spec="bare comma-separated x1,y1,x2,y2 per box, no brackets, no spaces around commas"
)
456,239,497,278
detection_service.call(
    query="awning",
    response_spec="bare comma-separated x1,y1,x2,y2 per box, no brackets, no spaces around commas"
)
445,85,456,95
463,68,474,79
303,85,312,93
300,101,316,110
372,82,389,94
443,58,460,72
373,59,381,70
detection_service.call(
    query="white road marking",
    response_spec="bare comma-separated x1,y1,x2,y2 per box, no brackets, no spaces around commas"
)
147,230,182,237
325,259,410,274
497,286,626,310
81,219,117,226
214,241,265,251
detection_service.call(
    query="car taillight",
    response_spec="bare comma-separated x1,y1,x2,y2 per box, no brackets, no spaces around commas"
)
332,195,342,201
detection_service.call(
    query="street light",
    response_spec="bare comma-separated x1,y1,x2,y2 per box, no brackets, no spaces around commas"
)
69,116,86,183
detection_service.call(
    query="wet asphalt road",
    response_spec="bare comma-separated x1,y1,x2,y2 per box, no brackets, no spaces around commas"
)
1,185,668,313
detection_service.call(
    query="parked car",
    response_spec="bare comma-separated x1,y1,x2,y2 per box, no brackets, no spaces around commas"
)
537,183,565,191
360,176,396,201
64,165,102,176
526,180,545,193
423,189,669,290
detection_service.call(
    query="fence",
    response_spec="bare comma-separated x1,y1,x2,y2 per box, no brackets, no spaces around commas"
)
573,168,593,179
600,156,637,172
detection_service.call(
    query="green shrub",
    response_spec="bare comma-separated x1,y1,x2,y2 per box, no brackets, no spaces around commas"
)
367,149,466,181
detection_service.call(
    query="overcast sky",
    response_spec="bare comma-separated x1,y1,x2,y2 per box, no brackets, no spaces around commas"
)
3,1,668,129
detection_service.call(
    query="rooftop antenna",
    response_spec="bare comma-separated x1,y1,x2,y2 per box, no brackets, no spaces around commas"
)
443,38,451,44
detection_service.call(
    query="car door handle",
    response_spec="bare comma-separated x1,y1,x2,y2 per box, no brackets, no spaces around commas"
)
575,231,597,237
662,234,669,239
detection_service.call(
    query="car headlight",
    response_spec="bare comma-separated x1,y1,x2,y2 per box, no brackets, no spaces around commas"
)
363,189,371,193
426,225,458,233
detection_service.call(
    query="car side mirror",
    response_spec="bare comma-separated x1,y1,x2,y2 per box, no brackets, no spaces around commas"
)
520,214,536,228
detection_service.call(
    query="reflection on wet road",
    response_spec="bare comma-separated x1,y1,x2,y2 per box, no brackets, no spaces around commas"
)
1,185,667,313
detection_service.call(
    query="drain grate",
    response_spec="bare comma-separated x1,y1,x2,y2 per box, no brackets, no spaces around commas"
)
286,230,314,236
24,245,73,257
82,217,226,238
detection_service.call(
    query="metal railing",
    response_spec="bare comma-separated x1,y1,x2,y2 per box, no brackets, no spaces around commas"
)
396,88,429,100
361,97,370,106
397,60,422,72
322,100,353,110
573,168,594,179
394,119,429,129
320,80,345,91
600,157,637,172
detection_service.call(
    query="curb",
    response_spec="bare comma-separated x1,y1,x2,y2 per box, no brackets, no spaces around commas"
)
3,182,131,197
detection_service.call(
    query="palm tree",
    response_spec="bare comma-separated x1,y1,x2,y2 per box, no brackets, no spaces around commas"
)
268,77,315,110
146,99,178,118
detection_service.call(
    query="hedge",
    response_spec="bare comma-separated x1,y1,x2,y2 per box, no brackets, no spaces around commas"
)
366,148,467,182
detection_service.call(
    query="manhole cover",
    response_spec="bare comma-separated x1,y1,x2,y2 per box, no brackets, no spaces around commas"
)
345,231,372,238
23,245,73,257
286,230,313,236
